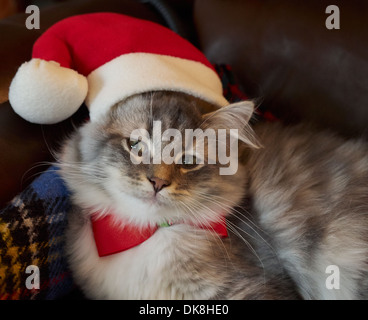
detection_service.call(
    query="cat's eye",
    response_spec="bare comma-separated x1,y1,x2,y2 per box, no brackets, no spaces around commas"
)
128,139,140,149
180,155,199,169
126,138,146,157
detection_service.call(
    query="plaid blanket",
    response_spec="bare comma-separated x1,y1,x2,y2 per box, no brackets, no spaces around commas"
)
0,64,266,299
0,166,73,299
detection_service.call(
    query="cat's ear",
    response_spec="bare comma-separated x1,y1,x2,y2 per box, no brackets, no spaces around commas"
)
202,100,260,149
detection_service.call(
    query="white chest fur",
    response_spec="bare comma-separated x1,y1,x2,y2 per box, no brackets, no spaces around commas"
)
67,220,221,299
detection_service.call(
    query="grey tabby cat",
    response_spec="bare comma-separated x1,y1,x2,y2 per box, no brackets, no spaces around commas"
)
59,91,368,299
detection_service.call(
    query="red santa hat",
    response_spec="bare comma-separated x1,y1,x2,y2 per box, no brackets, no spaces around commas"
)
9,13,228,124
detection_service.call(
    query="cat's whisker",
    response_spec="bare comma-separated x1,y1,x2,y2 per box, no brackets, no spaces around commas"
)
193,192,272,247
226,224,267,289
21,161,60,186
186,193,282,274
183,199,263,266
195,191,260,227
176,200,214,246
226,220,264,262
193,191,279,251
177,199,232,262
186,197,266,277
57,161,107,182
225,220,267,287
190,198,250,242
40,126,61,161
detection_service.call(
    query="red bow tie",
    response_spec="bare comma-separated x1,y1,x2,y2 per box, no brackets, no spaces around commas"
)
92,214,228,257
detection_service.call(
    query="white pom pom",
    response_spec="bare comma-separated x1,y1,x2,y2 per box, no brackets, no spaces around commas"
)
9,58,88,124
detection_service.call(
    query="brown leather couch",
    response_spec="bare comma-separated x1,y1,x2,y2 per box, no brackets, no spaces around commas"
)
1,0,367,208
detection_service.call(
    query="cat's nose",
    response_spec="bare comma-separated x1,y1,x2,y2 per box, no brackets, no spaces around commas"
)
148,177,170,193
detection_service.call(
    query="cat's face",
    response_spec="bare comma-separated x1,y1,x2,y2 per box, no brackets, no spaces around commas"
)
60,92,257,226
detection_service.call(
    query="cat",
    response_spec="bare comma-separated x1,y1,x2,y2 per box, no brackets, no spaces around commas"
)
59,91,368,299
247,121,368,299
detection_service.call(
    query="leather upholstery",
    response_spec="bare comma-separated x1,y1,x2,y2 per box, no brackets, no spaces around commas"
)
0,0,366,206
194,0,368,137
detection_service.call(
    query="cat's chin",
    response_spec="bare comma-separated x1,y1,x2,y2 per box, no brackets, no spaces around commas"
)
139,191,173,207
106,190,181,226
